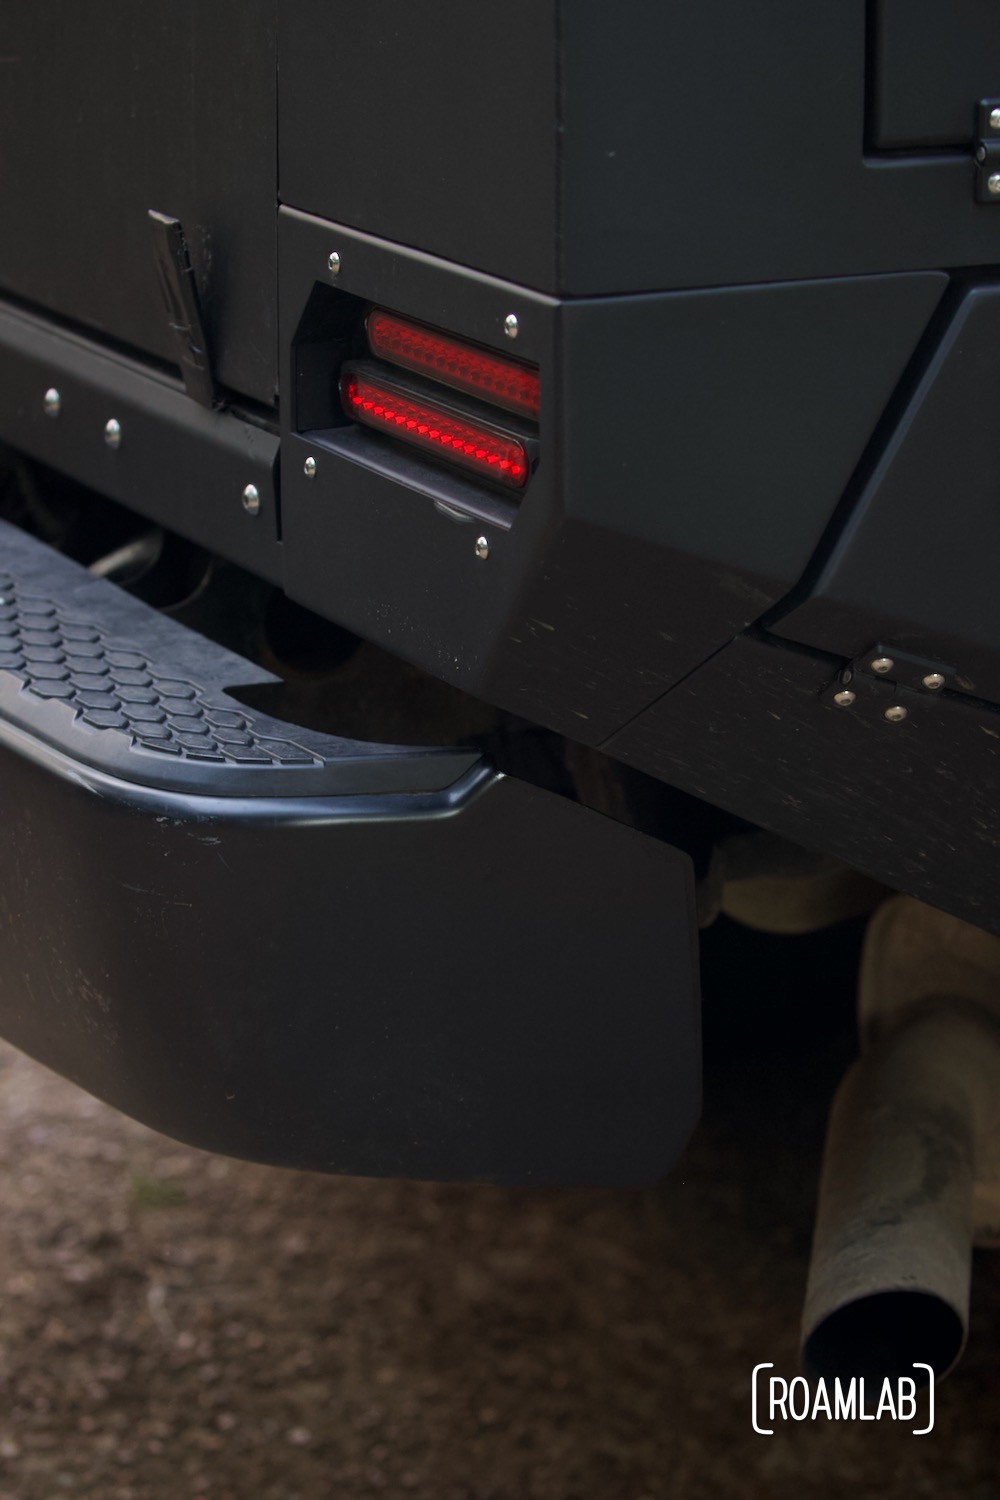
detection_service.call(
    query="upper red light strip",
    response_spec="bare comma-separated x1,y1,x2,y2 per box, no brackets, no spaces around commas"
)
367,309,540,421
342,369,530,491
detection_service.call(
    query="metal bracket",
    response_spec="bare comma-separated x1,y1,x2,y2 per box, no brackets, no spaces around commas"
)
820,644,959,724
148,210,218,408
974,100,1000,204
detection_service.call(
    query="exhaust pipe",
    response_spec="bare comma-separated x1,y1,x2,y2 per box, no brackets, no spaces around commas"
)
801,897,1000,1386
803,1010,987,1383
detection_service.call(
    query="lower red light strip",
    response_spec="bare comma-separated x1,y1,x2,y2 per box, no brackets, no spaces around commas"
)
341,369,529,491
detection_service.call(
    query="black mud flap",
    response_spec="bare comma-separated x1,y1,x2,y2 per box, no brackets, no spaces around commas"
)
0,521,699,1185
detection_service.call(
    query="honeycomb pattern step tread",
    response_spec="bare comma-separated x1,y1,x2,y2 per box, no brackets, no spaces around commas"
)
0,571,317,768
0,524,481,800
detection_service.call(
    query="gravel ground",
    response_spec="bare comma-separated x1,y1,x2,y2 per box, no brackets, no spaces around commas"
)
0,917,996,1500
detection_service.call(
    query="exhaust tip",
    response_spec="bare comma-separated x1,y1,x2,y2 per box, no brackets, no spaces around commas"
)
803,1289,965,1386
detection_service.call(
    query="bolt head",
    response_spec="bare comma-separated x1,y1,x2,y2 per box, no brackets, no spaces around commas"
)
884,705,908,724
303,456,317,479
103,418,122,449
503,313,519,339
242,483,261,516
43,387,61,418
870,656,894,675
833,689,856,707
327,250,341,275
989,173,1000,196
990,107,1000,131
475,535,490,560
922,672,946,691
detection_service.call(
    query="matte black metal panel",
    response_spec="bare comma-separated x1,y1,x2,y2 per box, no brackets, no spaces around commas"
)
0,707,700,1188
872,0,1000,148
0,303,283,586
277,208,559,709
556,1,1000,294
605,634,1000,935
1,0,996,353
554,275,947,592
0,1,277,405
495,269,942,733
277,0,558,292
771,285,1000,707
279,208,946,741
277,1,1000,295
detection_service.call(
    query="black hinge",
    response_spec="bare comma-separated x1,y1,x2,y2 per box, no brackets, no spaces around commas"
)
974,99,1000,204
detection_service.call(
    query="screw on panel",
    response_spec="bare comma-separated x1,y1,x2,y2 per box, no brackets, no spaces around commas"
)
922,672,946,691
504,314,519,339
884,705,908,723
990,174,1000,196
475,536,490,560
104,418,122,449
43,388,61,418
871,656,894,674
833,690,856,707
991,108,1000,131
328,251,342,275
304,456,317,478
242,484,261,516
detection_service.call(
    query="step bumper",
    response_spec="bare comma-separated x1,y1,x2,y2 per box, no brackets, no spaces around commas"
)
0,520,699,1185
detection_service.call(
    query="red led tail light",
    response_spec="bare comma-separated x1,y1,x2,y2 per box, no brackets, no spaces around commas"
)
366,308,541,421
341,365,530,491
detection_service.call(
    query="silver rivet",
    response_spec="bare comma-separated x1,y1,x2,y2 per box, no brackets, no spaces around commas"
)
989,173,1000,196
884,705,908,723
475,535,490,560
922,672,946,691
104,418,122,449
303,456,317,479
833,689,856,707
871,656,894,675
991,108,1000,131
328,251,341,275
242,483,261,516
43,387,61,418
504,313,519,339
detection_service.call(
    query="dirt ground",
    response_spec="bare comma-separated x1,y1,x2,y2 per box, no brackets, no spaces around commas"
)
0,917,996,1500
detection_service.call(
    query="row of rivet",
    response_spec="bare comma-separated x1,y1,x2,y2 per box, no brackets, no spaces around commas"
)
35,247,521,544
41,381,492,562
298,449,489,560
326,245,511,559
326,248,520,341
40,385,264,519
